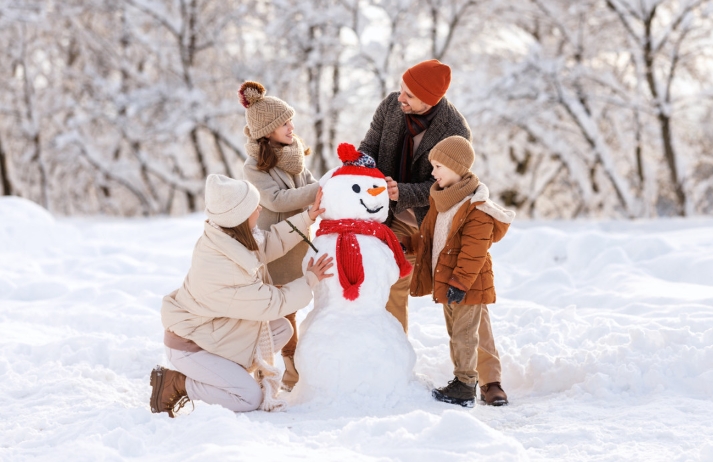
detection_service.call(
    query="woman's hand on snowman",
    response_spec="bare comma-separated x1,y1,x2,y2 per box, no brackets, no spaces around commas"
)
306,254,334,281
308,187,325,221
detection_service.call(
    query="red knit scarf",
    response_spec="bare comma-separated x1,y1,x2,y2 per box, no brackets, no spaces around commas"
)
316,219,412,301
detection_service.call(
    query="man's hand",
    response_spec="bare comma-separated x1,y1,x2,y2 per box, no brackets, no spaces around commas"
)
385,176,399,201
447,286,466,304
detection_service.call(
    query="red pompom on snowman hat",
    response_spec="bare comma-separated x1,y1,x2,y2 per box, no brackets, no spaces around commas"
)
332,143,385,179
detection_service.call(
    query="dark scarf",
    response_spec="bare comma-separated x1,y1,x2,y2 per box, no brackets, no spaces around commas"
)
397,105,439,183
316,219,412,301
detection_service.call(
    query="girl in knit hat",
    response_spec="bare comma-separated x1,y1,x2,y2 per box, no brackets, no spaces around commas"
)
238,81,320,391
402,136,515,408
149,174,333,416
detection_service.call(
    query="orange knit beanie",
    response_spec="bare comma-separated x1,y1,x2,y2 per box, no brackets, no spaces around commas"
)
402,59,451,106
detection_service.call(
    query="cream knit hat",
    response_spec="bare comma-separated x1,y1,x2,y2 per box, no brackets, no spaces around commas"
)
428,136,474,177
238,81,295,140
204,174,260,228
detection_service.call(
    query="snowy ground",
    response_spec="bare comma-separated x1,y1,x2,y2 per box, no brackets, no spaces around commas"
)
1,196,712,462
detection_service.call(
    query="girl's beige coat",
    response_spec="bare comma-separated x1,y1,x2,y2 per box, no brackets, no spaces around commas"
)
243,156,319,285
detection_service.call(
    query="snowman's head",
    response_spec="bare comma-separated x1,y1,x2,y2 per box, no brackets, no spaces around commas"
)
320,144,389,223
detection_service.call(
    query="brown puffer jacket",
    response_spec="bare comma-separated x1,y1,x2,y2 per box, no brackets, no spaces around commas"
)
406,184,515,305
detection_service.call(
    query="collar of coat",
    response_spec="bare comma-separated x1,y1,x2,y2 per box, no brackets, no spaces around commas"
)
411,97,465,163
203,221,263,277
471,183,516,224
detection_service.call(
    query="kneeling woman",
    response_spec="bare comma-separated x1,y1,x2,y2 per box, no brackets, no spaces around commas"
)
150,174,332,416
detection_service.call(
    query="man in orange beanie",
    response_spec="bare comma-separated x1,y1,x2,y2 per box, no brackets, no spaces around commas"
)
358,59,509,406
359,59,469,330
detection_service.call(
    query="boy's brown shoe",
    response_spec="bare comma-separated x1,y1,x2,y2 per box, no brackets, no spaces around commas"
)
150,365,191,418
432,377,476,408
480,382,508,406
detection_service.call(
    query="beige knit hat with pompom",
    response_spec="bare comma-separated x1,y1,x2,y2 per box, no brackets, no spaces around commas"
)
238,81,295,140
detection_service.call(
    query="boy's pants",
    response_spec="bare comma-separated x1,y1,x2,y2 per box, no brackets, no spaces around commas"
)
443,302,502,386
165,318,292,412
388,218,503,385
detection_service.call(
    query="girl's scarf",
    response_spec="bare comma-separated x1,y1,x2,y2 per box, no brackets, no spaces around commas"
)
244,130,306,176
316,219,412,300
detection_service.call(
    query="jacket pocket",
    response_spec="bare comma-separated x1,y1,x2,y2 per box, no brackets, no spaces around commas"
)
438,247,461,268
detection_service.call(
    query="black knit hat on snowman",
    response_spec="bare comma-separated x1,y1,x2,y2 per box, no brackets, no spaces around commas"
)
239,81,295,140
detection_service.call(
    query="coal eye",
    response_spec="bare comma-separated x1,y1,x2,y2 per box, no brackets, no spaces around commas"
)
352,184,361,193
373,185,378,188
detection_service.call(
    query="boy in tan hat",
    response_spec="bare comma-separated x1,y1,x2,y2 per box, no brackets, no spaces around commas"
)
403,136,515,407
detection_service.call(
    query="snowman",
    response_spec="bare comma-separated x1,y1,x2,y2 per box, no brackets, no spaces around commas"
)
291,143,416,406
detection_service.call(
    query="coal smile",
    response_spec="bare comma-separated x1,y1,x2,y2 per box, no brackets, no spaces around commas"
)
360,199,384,214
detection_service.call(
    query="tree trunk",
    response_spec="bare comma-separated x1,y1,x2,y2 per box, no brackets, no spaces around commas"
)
307,54,325,171
0,135,12,196
642,13,685,216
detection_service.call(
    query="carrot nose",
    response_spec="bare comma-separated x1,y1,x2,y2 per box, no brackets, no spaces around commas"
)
367,186,386,196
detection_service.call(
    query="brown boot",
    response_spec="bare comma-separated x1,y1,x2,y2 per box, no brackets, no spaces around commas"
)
150,365,191,418
432,377,476,408
281,356,299,392
480,382,508,406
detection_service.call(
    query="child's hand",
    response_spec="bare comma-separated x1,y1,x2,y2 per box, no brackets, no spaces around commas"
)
306,254,334,281
447,286,466,304
308,187,325,221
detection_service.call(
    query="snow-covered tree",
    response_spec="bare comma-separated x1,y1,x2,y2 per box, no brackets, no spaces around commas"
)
1,0,712,218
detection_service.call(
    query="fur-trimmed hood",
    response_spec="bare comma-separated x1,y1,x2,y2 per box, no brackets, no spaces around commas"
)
472,182,516,225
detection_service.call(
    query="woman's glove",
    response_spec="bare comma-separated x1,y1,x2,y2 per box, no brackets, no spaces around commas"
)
446,286,466,304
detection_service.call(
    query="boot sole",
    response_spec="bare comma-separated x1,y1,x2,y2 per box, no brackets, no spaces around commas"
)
150,366,166,414
432,389,475,408
480,396,508,406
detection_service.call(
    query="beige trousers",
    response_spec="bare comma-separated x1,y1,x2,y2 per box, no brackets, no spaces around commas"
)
443,302,502,385
388,218,502,384
166,318,293,412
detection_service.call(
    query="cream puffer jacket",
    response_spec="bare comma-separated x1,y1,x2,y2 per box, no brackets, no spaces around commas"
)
161,210,318,369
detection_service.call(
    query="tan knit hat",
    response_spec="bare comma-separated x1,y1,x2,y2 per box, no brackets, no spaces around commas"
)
428,136,474,177
238,81,295,140
204,174,260,228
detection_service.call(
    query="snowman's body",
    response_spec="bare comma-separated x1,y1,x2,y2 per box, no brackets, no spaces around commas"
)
291,145,416,405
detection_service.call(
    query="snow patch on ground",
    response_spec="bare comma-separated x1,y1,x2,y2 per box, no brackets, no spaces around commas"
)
1,197,711,461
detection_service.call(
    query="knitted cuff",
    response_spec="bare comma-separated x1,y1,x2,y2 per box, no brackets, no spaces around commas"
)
304,271,320,288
